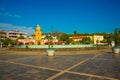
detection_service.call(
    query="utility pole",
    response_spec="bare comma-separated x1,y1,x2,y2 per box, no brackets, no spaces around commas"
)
50,25,53,47
0,34,2,48
50,25,53,36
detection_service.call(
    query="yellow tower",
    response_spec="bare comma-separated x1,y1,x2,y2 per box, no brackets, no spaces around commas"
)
34,25,44,45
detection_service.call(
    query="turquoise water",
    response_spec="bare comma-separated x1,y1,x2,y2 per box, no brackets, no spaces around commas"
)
14,44,95,48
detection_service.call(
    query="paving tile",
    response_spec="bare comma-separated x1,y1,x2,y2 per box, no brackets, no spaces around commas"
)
0,62,59,80
1,53,120,80
71,54,120,79
96,53,120,60
0,54,31,61
13,55,94,70
54,73,106,80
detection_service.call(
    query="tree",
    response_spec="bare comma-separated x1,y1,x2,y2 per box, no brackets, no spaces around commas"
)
66,38,74,44
44,34,53,48
59,34,69,42
1,38,14,47
116,34,120,45
18,35,25,39
73,30,77,35
115,28,120,45
100,39,107,43
106,33,115,45
81,37,91,44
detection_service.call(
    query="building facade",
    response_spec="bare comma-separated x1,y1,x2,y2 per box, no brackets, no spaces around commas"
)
16,39,35,45
69,36,86,41
0,30,7,40
0,30,27,40
69,35,104,44
93,35,104,44
7,30,27,40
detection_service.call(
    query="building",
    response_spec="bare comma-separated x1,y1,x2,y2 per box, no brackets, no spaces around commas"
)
93,35,104,44
69,35,104,44
69,36,86,41
16,25,59,45
16,39,35,45
0,30,7,40
7,30,27,40
34,25,44,45
43,35,59,44
0,30,27,40
69,36,93,42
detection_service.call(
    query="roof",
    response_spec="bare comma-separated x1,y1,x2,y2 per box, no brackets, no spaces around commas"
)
93,34,103,36
0,30,7,33
69,36,86,39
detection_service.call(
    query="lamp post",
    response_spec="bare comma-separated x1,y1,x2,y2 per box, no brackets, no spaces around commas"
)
46,25,55,56
50,25,54,47
96,40,98,50
96,37,99,50
0,41,3,48
0,37,2,48
115,28,117,46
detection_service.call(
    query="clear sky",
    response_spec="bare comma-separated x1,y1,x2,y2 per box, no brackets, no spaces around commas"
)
0,0,120,35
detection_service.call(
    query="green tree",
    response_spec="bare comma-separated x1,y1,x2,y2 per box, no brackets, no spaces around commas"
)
100,39,107,43
59,34,69,42
18,35,25,39
73,30,77,35
115,28,120,45
45,34,53,40
45,34,53,48
67,38,74,44
1,38,14,47
105,33,115,45
81,37,91,44
116,36,120,45
13,39,18,45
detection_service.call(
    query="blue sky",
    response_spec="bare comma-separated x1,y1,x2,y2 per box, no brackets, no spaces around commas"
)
0,0,120,35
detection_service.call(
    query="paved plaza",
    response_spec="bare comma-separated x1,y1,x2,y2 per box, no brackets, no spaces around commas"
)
0,48,120,80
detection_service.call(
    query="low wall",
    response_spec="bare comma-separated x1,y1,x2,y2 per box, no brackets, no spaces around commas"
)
14,44,95,49
10,44,108,51
10,47,97,51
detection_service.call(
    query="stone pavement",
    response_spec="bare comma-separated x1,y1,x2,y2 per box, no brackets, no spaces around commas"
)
0,48,120,80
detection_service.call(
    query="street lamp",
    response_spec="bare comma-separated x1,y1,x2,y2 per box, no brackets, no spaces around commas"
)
96,37,100,50
0,41,3,48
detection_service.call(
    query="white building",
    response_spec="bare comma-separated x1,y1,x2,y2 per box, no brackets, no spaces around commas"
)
7,30,27,40
42,35,58,44
93,35,104,44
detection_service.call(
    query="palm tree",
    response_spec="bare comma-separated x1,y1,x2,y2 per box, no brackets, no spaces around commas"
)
45,34,53,48
115,28,120,45
73,30,77,35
